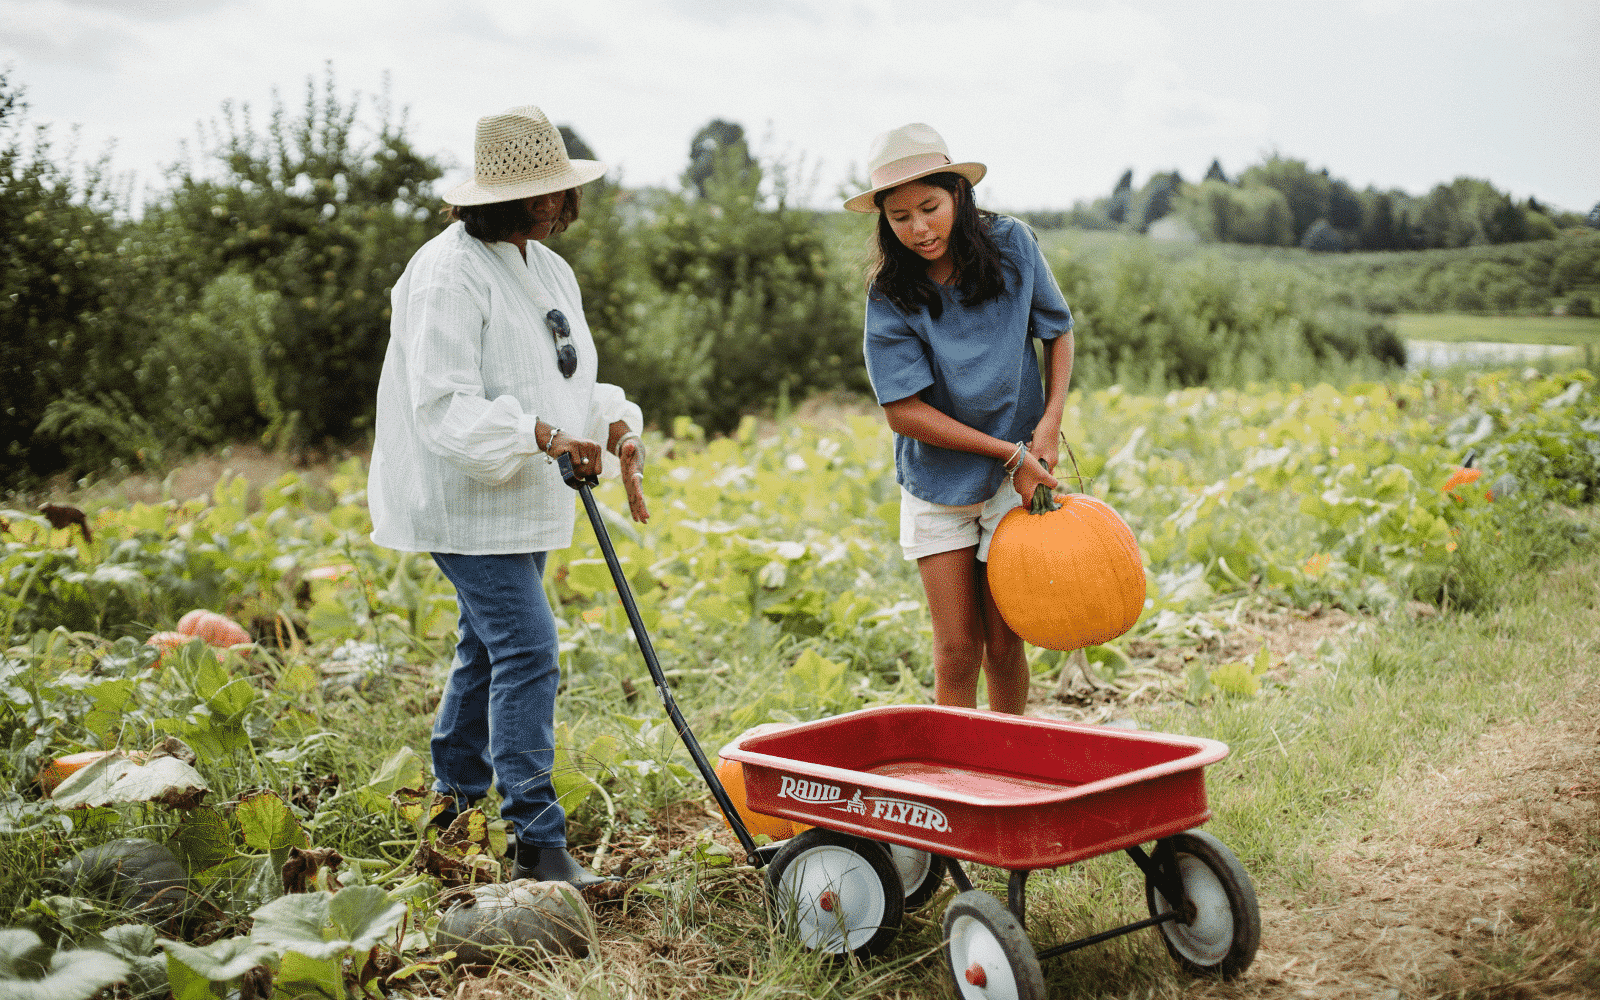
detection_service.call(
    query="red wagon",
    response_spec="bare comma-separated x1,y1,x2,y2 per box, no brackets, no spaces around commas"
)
721,706,1260,997
561,458,1260,999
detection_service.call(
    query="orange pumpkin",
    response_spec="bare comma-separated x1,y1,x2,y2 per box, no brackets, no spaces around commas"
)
176,609,251,648
144,630,191,666
37,749,145,795
987,486,1147,651
713,724,808,841
1443,466,1493,501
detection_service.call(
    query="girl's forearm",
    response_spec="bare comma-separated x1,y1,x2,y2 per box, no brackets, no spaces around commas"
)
1041,330,1075,420
882,396,1019,460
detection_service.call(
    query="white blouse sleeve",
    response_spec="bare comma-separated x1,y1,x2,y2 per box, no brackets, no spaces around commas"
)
405,266,543,485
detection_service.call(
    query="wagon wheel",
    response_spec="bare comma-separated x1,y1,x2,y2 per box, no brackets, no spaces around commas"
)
766,828,905,959
942,890,1045,1000
1144,830,1260,978
879,842,946,910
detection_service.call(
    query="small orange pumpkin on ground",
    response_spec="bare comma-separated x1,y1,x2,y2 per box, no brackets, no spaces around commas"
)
176,609,251,648
987,485,1147,652
713,724,809,841
145,630,192,667
37,749,145,796
1442,466,1493,501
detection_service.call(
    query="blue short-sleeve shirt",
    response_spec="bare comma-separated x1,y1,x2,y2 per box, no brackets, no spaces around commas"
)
864,216,1073,506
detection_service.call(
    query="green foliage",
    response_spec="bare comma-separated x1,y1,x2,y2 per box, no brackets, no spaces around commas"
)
0,74,140,487
556,144,867,433
1176,180,1296,247
1,68,446,491
1041,232,1404,391
144,67,444,448
1307,230,1600,315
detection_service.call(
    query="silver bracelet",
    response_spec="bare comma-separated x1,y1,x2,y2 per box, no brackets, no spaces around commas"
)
1002,441,1027,474
542,425,562,454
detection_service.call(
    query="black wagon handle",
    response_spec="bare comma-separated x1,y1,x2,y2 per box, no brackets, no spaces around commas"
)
557,453,762,863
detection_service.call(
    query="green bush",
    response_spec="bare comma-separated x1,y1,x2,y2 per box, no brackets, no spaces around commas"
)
1041,234,1404,391
557,150,867,433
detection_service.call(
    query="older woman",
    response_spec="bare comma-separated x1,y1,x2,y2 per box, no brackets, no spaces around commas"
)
369,106,648,887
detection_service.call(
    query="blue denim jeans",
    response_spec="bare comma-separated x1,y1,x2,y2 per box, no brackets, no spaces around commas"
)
429,551,566,849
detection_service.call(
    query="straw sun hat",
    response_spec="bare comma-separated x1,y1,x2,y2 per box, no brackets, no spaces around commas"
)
843,122,986,213
444,105,607,207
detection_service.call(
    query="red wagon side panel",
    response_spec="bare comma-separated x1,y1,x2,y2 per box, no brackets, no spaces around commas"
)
722,706,1228,870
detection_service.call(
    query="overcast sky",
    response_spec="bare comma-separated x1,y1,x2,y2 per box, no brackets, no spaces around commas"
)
3,0,1596,214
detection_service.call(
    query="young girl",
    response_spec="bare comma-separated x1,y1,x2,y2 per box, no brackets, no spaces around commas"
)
845,123,1074,715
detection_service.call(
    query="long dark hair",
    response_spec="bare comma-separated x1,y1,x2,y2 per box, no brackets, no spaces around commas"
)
448,187,583,242
867,172,1005,318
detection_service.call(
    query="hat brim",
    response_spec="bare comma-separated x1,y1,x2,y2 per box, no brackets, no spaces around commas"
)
444,159,608,207
843,161,986,213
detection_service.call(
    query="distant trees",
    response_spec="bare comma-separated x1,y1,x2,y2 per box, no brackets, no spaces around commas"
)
683,118,755,199
1050,150,1584,254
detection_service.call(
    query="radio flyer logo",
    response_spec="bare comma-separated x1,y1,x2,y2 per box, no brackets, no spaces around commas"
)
776,776,949,834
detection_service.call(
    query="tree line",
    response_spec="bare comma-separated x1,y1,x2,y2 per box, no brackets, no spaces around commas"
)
2,70,1474,494
1026,156,1598,253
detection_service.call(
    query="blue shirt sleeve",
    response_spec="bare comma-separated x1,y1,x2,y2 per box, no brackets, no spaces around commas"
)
1012,219,1073,342
863,290,935,406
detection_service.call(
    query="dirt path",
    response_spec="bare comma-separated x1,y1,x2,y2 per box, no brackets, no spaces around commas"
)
1239,673,1600,1000
1121,663,1600,1000
1027,600,1599,999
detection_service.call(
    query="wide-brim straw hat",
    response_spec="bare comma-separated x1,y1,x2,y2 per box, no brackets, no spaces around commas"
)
444,105,607,207
843,122,986,213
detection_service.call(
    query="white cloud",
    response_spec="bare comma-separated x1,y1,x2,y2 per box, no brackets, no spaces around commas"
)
1,0,1594,211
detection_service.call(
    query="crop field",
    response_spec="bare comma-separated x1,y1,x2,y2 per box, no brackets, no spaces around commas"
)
1393,312,1600,346
2,371,1597,999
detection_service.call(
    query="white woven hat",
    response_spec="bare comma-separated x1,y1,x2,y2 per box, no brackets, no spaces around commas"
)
444,106,607,207
843,123,986,213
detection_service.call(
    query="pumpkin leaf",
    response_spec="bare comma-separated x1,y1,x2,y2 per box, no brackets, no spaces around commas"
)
249,885,405,961
0,930,129,1000
1209,660,1261,698
161,935,274,985
235,791,306,853
273,951,343,1000
49,754,209,811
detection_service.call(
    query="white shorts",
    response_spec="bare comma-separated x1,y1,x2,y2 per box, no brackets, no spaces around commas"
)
899,484,1024,562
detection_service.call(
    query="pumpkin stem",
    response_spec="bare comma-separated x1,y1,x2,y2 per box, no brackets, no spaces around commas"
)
1028,484,1060,514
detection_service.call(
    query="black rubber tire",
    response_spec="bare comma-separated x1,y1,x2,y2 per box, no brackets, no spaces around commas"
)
879,842,947,910
765,828,904,959
942,890,1045,1000
1144,830,1261,979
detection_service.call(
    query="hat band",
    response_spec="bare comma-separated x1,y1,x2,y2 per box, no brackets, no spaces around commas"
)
870,151,952,189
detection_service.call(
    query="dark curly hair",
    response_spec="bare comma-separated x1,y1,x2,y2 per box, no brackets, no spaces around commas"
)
866,172,1005,319
448,187,583,242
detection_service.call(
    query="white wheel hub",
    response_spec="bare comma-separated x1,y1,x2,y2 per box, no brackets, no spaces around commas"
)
948,913,1022,999
776,845,889,954
1156,853,1234,965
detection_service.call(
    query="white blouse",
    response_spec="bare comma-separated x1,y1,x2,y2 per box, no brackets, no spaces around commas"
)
368,222,643,555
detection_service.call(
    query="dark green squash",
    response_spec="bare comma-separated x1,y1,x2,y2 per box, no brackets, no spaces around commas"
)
434,880,593,968
47,838,188,917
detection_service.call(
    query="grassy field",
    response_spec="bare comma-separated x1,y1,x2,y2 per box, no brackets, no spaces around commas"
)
4,374,1597,999
1395,312,1600,346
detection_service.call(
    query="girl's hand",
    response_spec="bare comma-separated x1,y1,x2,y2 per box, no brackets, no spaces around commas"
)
619,436,650,524
547,431,603,476
1011,451,1058,501
1030,426,1060,474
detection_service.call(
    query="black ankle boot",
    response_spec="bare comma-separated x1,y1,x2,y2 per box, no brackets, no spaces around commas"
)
512,846,610,889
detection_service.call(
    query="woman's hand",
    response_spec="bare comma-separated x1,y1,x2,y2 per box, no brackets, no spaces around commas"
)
546,429,603,476
1011,451,1058,501
619,436,650,524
